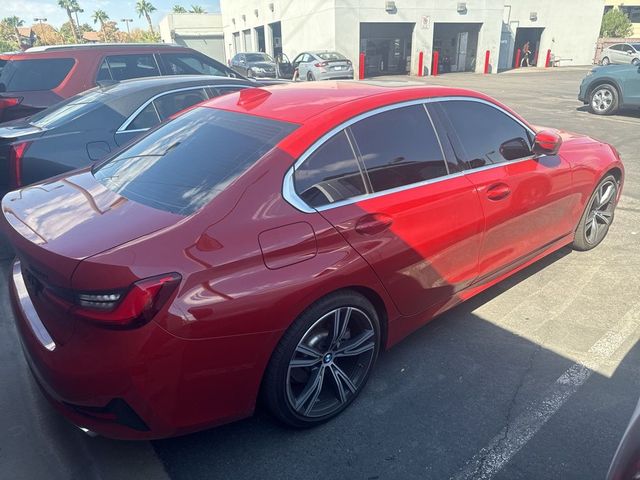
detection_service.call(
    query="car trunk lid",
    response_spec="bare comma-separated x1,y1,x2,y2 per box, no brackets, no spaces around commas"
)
2,169,182,343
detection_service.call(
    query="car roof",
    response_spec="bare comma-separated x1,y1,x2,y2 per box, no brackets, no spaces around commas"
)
8,44,196,59
202,81,528,158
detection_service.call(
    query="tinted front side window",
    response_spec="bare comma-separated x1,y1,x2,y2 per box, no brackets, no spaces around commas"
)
438,101,532,169
350,105,448,192
161,53,230,77
103,55,160,81
0,58,75,91
294,130,367,208
94,108,297,215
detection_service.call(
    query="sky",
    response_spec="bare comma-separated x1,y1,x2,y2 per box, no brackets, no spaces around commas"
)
0,0,221,31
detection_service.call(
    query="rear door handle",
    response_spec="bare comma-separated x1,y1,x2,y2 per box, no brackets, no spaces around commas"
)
486,183,511,201
355,213,393,236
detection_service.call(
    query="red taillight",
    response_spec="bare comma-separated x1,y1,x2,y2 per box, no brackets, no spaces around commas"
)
0,96,22,109
9,141,31,188
71,273,181,328
314,61,329,68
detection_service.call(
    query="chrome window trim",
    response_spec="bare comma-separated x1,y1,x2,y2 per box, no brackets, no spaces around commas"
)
117,84,247,133
282,96,537,213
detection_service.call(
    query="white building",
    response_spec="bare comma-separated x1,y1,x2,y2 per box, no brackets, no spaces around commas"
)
219,0,603,75
159,13,226,62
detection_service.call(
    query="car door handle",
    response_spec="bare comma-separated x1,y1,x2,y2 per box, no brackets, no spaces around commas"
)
486,183,511,201
355,213,393,236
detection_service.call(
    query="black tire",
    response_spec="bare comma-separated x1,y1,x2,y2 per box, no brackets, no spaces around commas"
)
589,83,618,115
601,56,610,66
263,290,380,428
247,68,254,78
307,71,315,81
573,174,618,251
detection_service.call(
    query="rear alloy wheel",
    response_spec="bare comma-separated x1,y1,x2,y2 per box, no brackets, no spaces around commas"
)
573,175,618,251
601,56,610,66
632,58,640,66
263,291,380,427
589,84,618,115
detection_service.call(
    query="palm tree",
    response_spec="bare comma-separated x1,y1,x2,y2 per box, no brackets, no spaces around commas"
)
92,9,109,41
58,0,79,42
172,5,187,13
4,16,24,47
189,5,206,13
70,0,84,32
135,0,157,35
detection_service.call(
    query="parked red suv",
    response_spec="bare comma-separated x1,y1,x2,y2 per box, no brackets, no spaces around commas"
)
0,43,243,123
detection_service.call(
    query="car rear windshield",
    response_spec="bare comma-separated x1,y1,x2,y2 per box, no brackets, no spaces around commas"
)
316,52,347,61
93,107,298,215
0,58,75,92
246,53,274,62
28,89,106,129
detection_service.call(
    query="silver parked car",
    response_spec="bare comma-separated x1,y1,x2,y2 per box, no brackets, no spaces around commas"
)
292,51,354,81
600,43,640,66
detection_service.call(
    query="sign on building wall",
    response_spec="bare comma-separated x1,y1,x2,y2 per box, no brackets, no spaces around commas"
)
421,16,430,29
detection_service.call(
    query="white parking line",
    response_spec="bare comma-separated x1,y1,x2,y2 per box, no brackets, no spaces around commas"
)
452,302,640,480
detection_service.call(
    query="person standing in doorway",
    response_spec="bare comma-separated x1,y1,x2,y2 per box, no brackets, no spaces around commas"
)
521,41,531,67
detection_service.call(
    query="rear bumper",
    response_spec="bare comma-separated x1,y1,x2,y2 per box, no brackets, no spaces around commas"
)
10,259,276,439
317,70,354,81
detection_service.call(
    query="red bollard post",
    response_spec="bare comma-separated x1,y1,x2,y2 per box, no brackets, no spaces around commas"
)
545,49,552,68
484,50,490,74
432,51,439,76
514,48,521,69
417,51,424,77
359,52,365,80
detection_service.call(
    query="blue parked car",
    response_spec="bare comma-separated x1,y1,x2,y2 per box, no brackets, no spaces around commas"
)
578,64,640,115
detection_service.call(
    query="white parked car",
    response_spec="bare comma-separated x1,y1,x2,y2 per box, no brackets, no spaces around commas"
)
600,43,640,65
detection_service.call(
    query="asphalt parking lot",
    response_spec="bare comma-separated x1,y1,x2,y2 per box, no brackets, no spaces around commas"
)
1,66,639,480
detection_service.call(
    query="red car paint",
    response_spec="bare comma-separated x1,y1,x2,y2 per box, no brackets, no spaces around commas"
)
2,82,624,439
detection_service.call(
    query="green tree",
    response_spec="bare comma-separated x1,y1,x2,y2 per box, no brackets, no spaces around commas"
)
58,0,79,42
172,5,187,13
60,20,93,43
92,9,110,41
135,0,157,35
600,8,634,38
0,39,15,52
190,5,206,13
3,16,24,48
70,0,84,30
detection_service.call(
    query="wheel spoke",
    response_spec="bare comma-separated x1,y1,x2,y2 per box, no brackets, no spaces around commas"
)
595,211,612,225
598,183,614,207
330,363,357,399
329,364,348,404
295,366,325,414
335,329,375,358
586,217,599,243
331,307,352,347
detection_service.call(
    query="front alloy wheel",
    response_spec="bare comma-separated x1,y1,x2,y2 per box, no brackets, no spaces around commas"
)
573,175,618,251
590,84,618,115
263,292,380,427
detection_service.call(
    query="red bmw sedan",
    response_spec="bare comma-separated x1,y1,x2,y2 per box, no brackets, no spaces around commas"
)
2,83,623,439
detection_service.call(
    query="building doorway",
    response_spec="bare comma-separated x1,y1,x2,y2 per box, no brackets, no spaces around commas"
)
232,32,240,55
242,29,252,51
432,23,482,73
359,22,414,77
255,26,265,53
269,22,282,58
514,27,544,67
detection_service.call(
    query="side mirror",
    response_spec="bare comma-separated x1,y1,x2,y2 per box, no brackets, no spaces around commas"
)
532,130,562,156
500,137,531,160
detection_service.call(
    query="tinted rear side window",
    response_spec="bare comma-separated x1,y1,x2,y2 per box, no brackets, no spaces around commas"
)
350,105,448,192
294,130,367,208
0,58,74,91
94,108,297,215
437,100,532,169
100,55,160,81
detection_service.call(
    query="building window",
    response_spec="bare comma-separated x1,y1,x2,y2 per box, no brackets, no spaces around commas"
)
620,6,640,23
